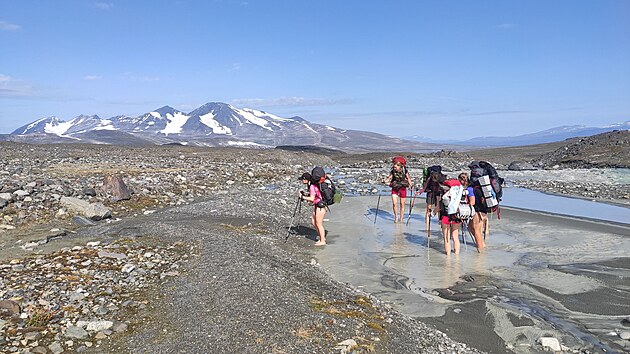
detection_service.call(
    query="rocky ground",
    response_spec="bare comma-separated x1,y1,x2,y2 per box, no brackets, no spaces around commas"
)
1,139,628,354
1,142,483,354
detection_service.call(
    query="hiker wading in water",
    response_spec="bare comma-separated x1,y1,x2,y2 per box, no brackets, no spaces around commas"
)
439,177,462,255
384,161,413,223
417,170,444,235
301,175,327,246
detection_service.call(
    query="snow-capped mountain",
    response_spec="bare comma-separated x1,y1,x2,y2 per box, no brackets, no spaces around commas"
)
9,102,444,152
405,121,630,146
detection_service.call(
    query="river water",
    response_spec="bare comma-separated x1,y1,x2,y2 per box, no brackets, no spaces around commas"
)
315,190,630,353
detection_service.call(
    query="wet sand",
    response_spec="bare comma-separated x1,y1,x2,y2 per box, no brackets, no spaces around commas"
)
312,196,630,354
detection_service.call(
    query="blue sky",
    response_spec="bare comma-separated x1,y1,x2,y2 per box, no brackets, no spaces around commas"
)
1,0,629,139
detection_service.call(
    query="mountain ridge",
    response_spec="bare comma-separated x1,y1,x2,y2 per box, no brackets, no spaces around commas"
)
405,121,630,146
7,102,448,152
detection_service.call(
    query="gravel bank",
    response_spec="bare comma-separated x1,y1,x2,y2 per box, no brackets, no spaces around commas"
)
1,143,483,354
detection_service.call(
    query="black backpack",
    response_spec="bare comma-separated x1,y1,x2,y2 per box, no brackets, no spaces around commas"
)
469,161,503,214
310,166,342,206
422,165,442,186
469,161,504,199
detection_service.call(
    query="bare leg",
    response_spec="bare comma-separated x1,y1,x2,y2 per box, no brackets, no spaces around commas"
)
451,224,460,255
391,194,400,223
441,222,451,255
483,215,489,240
314,207,327,245
469,214,486,250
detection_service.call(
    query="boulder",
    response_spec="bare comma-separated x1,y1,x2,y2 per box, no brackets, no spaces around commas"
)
538,337,561,351
60,197,111,221
508,161,537,171
85,203,112,220
0,299,21,315
102,175,131,201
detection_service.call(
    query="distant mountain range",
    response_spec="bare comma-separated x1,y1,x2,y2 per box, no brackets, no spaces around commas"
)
4,102,448,152
405,121,630,146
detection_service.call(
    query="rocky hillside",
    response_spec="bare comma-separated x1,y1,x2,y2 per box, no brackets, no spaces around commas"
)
533,130,630,168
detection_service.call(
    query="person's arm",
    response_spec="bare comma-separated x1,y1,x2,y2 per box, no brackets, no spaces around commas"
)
301,185,316,203
468,187,476,206
416,178,430,195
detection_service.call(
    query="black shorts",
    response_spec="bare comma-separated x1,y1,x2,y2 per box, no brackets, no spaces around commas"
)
426,192,437,206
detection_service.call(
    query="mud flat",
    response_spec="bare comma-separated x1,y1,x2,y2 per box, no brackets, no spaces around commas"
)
314,196,630,353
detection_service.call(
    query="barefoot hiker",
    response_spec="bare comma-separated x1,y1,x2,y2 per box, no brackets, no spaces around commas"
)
439,177,463,255
301,168,328,246
416,166,444,236
383,156,413,223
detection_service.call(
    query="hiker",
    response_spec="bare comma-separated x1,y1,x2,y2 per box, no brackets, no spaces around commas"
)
468,161,504,247
469,175,488,250
383,159,413,223
417,167,444,234
458,173,483,250
438,178,462,255
301,174,327,246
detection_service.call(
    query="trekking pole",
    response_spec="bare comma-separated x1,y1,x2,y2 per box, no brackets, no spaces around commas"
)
374,193,381,224
406,186,417,226
426,210,431,238
285,196,301,242
460,223,468,252
295,197,303,231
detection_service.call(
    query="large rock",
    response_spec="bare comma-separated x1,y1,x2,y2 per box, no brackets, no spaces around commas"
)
508,161,537,171
65,325,88,339
60,197,111,220
102,175,131,201
538,337,561,351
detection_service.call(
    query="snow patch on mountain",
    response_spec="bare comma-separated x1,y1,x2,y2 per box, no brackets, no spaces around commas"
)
44,120,74,136
160,112,190,135
93,120,116,131
235,108,273,131
226,140,267,147
199,112,232,135
302,123,317,134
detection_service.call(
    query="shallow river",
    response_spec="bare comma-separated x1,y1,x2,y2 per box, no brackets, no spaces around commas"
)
314,193,630,354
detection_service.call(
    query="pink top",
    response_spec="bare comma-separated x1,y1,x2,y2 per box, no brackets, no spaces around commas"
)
309,184,322,205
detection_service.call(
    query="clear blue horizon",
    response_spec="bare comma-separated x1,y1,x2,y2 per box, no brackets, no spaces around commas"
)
1,1,629,139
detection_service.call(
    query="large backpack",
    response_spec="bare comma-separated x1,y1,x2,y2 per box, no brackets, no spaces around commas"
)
422,165,442,187
390,156,410,189
469,161,503,214
310,166,342,206
439,179,462,213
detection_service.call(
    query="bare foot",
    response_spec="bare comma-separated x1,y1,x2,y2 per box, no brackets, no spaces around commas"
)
314,241,327,246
